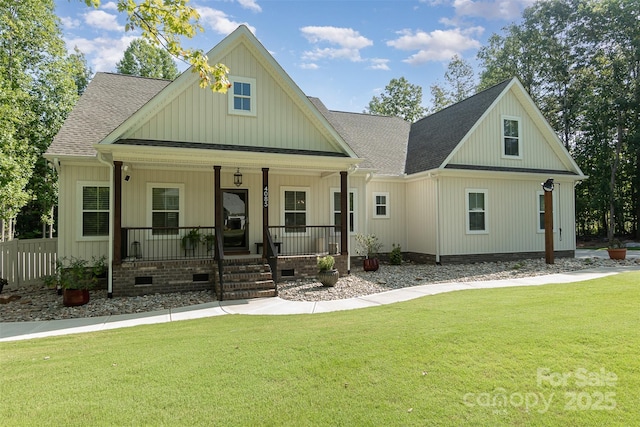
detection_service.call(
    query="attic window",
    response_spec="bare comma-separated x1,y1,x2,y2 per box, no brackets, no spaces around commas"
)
502,116,521,159
228,76,256,117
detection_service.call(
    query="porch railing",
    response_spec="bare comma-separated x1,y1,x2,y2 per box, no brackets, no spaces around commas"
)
266,226,340,256
121,227,217,261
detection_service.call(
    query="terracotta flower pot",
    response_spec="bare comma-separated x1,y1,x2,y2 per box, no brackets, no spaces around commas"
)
63,289,90,307
363,258,379,272
607,248,627,260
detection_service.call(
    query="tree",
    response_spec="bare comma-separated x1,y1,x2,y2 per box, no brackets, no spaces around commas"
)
429,55,475,113
365,77,426,122
477,0,640,239
116,39,179,79
84,0,230,92
0,0,88,239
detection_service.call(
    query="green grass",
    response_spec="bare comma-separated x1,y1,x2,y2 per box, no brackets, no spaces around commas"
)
2,272,639,426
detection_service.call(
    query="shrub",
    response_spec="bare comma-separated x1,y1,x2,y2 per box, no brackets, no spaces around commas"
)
389,244,402,265
317,255,335,271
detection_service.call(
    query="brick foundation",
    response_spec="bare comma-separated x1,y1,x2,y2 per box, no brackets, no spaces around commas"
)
404,250,574,265
112,259,216,297
275,254,348,282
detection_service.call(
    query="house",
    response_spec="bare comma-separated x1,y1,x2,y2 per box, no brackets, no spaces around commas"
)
45,25,586,299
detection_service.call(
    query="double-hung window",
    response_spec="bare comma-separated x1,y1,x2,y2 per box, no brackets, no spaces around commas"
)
228,76,256,116
80,183,109,238
372,192,389,218
149,185,183,235
466,189,488,234
283,189,307,233
332,189,357,233
502,116,521,158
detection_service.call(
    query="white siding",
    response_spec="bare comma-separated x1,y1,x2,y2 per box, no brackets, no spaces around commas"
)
405,178,437,255
124,43,340,154
58,162,110,261
366,180,407,253
438,176,575,255
450,90,568,171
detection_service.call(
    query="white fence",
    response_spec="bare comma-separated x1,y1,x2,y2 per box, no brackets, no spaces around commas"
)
0,238,58,287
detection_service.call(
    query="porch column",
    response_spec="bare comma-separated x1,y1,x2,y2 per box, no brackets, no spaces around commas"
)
214,166,222,254
340,171,348,255
113,161,122,265
262,168,269,258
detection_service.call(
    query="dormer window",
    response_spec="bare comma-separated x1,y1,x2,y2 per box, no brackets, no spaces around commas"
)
502,116,521,159
228,76,256,116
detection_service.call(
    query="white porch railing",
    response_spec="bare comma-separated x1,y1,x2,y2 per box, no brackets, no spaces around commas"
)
0,238,58,287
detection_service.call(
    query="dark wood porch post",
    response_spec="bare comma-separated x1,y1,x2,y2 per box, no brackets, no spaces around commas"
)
340,171,348,255
113,161,122,265
214,165,222,233
262,168,269,258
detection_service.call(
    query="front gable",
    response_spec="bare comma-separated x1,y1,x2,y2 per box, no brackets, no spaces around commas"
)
444,79,583,176
102,26,355,158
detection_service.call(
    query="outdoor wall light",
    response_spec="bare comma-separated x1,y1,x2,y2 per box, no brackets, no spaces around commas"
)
234,168,243,187
542,178,554,192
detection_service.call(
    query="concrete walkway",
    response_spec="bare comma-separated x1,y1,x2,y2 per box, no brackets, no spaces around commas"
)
1,250,638,342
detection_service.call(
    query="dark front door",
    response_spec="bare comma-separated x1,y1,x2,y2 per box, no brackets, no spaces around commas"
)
223,189,248,251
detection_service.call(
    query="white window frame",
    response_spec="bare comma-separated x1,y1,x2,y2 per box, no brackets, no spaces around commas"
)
372,192,390,219
281,187,309,236
502,115,522,159
465,189,488,234
147,183,185,239
331,188,358,235
228,76,256,117
77,181,110,241
537,191,558,233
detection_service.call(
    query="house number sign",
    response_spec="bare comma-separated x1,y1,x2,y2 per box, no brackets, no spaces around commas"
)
263,186,269,208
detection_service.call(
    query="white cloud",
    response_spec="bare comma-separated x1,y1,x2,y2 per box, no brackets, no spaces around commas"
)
65,35,138,72
83,10,125,32
237,0,262,13
60,16,80,29
300,26,373,50
387,27,482,64
299,63,319,70
101,1,119,11
300,26,372,63
368,58,390,71
452,0,536,20
197,6,256,35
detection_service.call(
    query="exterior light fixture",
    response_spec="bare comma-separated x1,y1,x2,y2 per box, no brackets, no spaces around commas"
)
234,168,242,187
542,178,554,192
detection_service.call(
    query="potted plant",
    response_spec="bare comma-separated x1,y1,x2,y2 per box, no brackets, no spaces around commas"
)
181,228,202,254
355,233,382,272
607,239,627,260
317,255,339,287
202,233,216,253
59,257,97,306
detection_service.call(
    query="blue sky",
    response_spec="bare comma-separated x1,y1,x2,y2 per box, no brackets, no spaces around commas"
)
54,0,534,113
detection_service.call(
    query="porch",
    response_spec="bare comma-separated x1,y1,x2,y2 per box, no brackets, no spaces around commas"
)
112,225,348,298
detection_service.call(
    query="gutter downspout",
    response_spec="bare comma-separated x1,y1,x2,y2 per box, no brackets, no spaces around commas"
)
345,165,360,274
97,153,114,298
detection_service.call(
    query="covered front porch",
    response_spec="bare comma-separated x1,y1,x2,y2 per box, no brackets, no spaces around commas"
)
105,151,357,298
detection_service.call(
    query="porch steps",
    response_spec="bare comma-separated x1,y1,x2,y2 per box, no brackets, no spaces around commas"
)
218,258,277,300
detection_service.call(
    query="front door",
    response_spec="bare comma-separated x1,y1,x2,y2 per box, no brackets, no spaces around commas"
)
223,189,248,252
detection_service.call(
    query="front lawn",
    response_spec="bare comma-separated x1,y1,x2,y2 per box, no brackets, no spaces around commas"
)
2,272,639,426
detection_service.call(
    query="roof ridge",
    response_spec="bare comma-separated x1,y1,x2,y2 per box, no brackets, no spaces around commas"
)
97,71,173,83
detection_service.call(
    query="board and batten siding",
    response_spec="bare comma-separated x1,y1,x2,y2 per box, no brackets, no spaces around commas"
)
438,176,575,256
366,179,407,253
58,162,111,261
449,90,568,171
405,178,438,255
124,43,340,154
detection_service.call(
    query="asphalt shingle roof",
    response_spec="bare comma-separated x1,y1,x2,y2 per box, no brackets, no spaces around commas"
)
46,72,170,157
405,79,511,175
309,97,411,175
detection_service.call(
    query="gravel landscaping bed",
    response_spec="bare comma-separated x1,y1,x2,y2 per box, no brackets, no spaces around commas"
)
1,257,637,322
